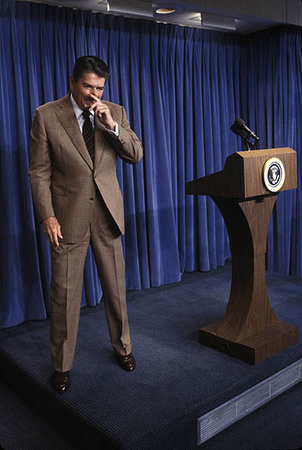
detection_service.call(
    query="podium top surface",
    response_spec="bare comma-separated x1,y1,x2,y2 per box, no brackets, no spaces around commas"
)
186,148,297,198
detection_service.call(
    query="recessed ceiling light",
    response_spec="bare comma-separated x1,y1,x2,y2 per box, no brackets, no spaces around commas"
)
155,8,175,14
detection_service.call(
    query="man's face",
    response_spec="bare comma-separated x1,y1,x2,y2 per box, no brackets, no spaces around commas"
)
70,72,106,110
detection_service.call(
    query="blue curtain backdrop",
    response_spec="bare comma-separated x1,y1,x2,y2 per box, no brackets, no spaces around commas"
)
0,1,301,328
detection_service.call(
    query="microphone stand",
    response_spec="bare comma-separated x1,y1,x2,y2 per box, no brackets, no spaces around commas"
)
243,135,256,151
231,124,259,151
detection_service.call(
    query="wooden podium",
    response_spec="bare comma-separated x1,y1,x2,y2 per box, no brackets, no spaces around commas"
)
186,148,299,364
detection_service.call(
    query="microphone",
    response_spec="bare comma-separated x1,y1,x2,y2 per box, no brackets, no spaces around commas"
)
231,117,259,150
231,118,259,141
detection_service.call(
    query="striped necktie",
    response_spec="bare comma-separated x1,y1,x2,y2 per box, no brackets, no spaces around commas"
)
82,110,95,161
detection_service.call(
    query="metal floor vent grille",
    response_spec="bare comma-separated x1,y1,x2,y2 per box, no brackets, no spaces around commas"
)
197,358,302,445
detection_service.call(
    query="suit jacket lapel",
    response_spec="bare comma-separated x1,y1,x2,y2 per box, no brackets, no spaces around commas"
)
94,118,108,169
55,94,93,170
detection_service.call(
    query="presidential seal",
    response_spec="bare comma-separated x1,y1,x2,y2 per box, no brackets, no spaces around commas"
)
263,157,285,192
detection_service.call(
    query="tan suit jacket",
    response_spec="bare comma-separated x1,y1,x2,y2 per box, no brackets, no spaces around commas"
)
29,94,143,242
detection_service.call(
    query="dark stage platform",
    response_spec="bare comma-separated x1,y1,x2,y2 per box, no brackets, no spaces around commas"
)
0,265,302,449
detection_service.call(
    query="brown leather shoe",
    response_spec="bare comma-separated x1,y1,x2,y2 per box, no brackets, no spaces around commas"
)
116,352,136,372
52,371,70,393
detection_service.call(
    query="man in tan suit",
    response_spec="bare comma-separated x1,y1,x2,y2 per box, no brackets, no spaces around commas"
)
29,56,143,393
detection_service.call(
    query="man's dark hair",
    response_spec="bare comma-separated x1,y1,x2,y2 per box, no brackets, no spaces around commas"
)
72,56,110,81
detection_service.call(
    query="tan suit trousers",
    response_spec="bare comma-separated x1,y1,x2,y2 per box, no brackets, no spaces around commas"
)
49,193,131,372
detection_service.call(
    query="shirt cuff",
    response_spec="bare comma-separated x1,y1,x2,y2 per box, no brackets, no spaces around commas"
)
107,122,119,137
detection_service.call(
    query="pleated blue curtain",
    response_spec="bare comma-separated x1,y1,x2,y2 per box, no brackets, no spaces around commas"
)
0,2,48,325
241,27,302,275
0,1,301,329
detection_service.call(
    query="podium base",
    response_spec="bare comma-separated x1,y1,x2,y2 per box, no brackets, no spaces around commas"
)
199,321,299,364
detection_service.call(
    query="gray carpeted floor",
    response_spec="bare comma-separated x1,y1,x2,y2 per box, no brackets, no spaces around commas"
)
0,265,301,449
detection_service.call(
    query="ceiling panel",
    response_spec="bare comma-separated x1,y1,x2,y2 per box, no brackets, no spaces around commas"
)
19,0,302,32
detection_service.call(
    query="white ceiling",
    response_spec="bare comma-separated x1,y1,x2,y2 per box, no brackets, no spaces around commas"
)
21,0,302,34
